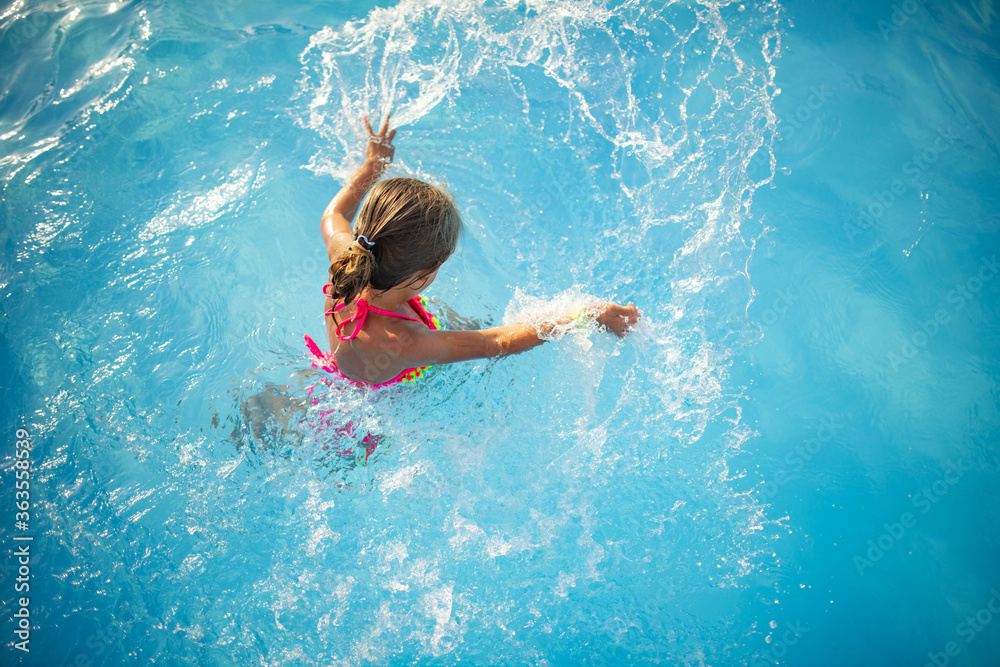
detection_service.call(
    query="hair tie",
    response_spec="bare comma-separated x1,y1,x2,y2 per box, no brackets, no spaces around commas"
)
354,234,375,257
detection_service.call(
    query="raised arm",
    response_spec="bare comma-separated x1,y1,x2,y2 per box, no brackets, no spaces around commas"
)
321,112,397,261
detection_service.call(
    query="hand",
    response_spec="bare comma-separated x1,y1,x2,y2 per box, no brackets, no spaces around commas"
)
594,301,641,337
363,111,396,169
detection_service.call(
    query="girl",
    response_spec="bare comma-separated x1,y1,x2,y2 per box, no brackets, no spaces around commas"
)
304,111,641,387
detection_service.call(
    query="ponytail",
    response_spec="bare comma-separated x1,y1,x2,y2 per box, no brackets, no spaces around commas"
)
326,177,463,306
327,243,377,306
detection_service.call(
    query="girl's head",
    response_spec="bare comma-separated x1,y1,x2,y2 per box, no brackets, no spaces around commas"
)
328,177,462,305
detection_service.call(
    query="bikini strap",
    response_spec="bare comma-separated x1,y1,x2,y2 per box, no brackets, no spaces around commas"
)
322,284,421,341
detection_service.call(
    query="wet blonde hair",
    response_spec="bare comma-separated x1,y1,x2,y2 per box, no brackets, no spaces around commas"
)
327,177,462,306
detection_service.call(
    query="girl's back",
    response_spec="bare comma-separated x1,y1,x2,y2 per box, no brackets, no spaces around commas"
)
306,111,640,388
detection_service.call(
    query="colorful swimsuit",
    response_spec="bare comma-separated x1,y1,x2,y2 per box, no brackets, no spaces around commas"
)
303,282,441,387
302,284,441,464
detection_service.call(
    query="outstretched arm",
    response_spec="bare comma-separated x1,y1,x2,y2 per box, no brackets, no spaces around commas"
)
321,111,397,261
399,302,641,366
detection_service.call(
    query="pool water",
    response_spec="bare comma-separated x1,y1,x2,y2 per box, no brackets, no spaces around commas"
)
2,0,998,664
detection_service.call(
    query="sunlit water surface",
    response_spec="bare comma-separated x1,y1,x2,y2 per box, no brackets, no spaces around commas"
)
1,0,998,665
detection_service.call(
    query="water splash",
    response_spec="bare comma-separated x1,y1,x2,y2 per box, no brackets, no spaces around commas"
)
2,0,790,664
290,1,788,663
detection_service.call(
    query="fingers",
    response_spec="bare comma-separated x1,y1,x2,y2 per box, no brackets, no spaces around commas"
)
363,111,394,141
614,304,637,318
614,302,640,334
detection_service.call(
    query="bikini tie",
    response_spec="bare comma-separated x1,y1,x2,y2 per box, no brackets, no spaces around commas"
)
322,283,420,342
331,299,369,341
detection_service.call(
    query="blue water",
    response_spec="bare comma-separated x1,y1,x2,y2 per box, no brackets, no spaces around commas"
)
2,0,998,664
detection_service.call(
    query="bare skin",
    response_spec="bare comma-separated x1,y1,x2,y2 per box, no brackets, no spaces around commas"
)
321,111,641,385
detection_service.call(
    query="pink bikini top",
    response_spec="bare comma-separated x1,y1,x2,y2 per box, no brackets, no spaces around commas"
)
303,283,440,387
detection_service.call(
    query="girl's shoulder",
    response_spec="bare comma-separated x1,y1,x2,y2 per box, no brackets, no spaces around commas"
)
327,297,425,348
